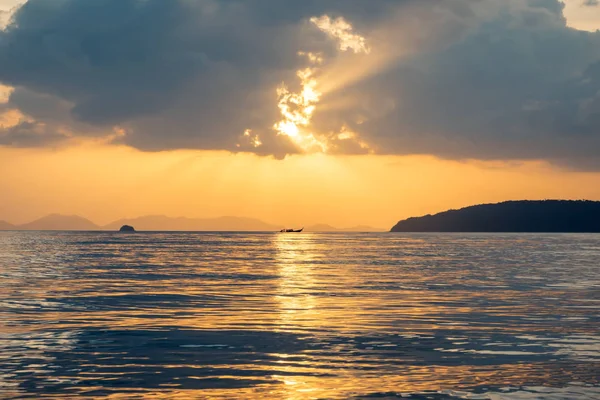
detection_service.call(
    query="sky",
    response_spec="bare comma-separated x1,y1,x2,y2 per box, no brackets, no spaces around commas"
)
1,0,600,228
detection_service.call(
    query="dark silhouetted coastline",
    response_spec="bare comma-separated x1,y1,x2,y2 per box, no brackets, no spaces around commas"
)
391,200,600,232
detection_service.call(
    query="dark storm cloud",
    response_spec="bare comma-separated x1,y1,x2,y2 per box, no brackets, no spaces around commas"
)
1,0,600,168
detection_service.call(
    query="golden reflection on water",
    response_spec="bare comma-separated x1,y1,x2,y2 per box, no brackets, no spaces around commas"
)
99,362,598,400
274,233,319,332
1,232,600,399
272,233,322,399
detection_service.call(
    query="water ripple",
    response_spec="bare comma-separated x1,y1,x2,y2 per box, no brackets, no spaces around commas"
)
0,232,599,399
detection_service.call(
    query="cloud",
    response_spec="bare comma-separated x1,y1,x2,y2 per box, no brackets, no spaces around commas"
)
583,0,599,7
312,0,600,168
0,0,600,168
0,122,70,147
0,87,107,146
310,15,371,54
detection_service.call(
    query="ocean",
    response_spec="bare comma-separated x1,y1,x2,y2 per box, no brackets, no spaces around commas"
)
0,232,599,399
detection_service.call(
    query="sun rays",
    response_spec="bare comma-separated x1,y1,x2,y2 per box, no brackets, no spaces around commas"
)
271,15,372,154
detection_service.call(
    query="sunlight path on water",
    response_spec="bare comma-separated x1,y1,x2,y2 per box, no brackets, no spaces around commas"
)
0,232,599,399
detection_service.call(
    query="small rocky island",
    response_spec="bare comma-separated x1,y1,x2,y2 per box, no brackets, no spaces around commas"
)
119,225,136,232
391,200,600,233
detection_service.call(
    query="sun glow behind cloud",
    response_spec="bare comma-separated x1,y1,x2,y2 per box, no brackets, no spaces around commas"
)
274,58,327,152
0,0,24,29
272,15,372,154
243,129,262,148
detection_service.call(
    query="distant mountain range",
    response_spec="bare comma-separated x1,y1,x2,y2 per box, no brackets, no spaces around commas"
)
0,220,15,230
17,214,100,231
391,200,600,233
0,214,383,232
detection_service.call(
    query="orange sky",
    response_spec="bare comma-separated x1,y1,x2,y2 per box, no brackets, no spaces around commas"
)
2,1,600,228
2,144,600,228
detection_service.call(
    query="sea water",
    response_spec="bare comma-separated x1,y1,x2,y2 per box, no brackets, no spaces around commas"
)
0,232,599,399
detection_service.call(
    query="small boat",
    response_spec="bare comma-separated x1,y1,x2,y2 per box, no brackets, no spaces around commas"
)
280,228,304,233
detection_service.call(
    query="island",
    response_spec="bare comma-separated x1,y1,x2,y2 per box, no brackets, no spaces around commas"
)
391,200,600,233
119,225,136,232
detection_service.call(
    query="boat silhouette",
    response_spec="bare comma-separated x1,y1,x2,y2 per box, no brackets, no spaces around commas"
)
279,228,304,233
